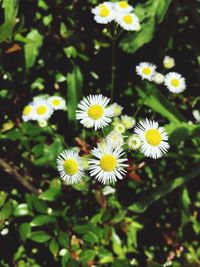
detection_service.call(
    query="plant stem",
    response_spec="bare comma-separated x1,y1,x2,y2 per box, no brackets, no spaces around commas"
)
110,37,116,103
133,84,154,118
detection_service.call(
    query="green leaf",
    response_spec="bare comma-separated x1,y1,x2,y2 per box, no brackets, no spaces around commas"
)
129,167,200,213
30,215,56,227
49,239,59,257
39,179,61,201
0,191,7,208
58,231,69,248
136,85,185,123
112,229,125,260
155,0,172,23
79,249,96,262
19,223,31,241
67,64,83,128
24,29,43,70
0,20,16,43
29,231,51,243
83,231,99,244
2,0,18,21
13,203,29,217
0,201,13,220
165,122,200,145
120,18,155,54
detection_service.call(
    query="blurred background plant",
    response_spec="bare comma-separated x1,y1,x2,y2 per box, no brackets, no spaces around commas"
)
0,0,200,266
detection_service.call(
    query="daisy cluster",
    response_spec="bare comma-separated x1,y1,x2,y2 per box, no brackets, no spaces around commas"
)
22,95,66,124
57,94,170,185
92,1,141,31
136,56,186,93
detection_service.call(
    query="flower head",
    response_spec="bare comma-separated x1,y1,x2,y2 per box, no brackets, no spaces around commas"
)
106,131,124,148
47,96,66,111
89,144,128,184
136,62,157,81
114,123,126,134
110,103,123,117
22,104,34,121
32,100,53,121
153,72,164,84
92,2,115,24
57,150,84,184
116,12,140,31
163,56,175,69
127,135,142,150
121,115,135,129
134,119,169,159
76,94,113,130
164,72,186,93
114,1,133,13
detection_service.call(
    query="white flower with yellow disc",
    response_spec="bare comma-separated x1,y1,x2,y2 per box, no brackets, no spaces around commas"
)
106,131,124,149
57,150,84,184
76,94,113,130
134,119,169,159
22,104,34,121
92,2,115,24
32,100,53,121
164,72,186,93
163,56,175,69
136,62,157,81
47,96,66,111
121,115,135,129
116,12,140,31
89,145,128,184
127,135,142,150
114,1,133,13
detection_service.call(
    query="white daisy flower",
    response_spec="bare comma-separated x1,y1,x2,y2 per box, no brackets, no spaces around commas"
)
106,131,124,149
22,104,34,121
114,123,126,134
134,119,169,159
92,3,115,24
47,96,66,111
136,62,157,81
89,145,128,184
76,94,113,130
164,72,186,93
110,103,123,117
32,100,53,121
127,135,142,150
57,150,84,184
153,72,164,84
116,12,140,31
114,1,133,13
121,115,135,129
163,56,175,69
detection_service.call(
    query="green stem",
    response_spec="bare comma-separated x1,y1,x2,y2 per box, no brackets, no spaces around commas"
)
110,37,116,103
133,84,154,118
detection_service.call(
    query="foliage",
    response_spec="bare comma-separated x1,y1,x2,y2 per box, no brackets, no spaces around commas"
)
0,0,200,267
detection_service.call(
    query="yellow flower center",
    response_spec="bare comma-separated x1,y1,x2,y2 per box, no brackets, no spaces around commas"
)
119,1,129,8
142,67,152,75
36,105,47,115
123,14,133,24
23,106,32,116
171,79,179,87
145,129,162,146
100,154,117,172
99,7,110,17
87,105,104,120
63,159,78,176
52,99,61,106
